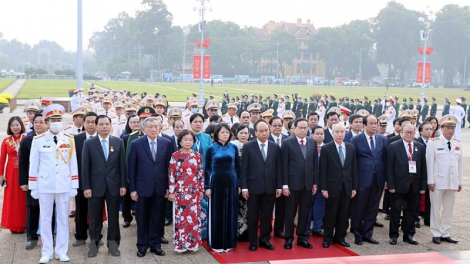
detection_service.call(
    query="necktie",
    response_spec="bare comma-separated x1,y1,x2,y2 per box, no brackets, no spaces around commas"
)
77,128,81,133
408,143,413,161
370,136,375,153
89,135,93,139
102,139,108,160
276,137,280,146
53,136,57,145
317,146,321,155
151,141,156,161
338,145,345,166
260,143,266,161
300,139,304,146
105,111,108,116
448,141,451,151
231,117,233,124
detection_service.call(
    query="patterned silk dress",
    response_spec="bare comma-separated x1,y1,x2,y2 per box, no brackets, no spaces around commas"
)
168,150,204,252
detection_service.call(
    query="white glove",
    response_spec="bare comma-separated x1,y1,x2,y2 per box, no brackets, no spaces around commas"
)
70,189,77,197
31,190,38,199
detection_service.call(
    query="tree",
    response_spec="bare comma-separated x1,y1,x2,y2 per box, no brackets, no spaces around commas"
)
372,1,421,80
433,5,470,87
266,31,299,78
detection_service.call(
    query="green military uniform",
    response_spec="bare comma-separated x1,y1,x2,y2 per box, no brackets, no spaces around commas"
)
393,97,400,118
402,99,408,111
302,99,308,116
408,98,414,110
430,97,437,117
421,100,429,121
221,98,228,115
271,97,279,117
461,98,467,128
285,96,291,111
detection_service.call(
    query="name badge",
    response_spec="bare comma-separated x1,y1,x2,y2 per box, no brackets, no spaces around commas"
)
409,161,417,173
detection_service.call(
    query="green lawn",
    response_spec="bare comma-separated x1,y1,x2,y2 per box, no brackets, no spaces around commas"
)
16,79,77,99
0,78,16,92
14,79,470,105
93,81,469,104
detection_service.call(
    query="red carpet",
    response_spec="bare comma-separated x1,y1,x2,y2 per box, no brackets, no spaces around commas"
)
202,235,358,263
269,252,458,264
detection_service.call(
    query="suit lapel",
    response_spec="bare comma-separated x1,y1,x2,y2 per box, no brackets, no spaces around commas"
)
143,136,154,162
331,143,342,166
253,141,265,162
156,137,164,162
293,138,305,160
93,136,106,161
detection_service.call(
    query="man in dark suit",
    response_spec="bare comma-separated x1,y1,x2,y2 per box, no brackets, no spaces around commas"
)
320,123,358,248
306,112,319,137
281,118,318,249
73,112,100,247
350,115,388,245
82,115,127,257
386,123,427,245
323,112,340,143
267,117,289,238
19,111,47,250
242,120,282,251
128,117,172,257
345,114,363,143
386,118,402,140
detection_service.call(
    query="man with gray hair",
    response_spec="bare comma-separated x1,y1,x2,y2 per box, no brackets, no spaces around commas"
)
128,117,172,257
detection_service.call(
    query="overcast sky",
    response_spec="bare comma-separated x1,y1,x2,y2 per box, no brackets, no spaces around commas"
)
0,0,467,51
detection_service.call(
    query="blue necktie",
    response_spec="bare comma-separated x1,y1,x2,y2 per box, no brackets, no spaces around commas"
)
339,145,345,167
370,136,375,153
102,139,108,160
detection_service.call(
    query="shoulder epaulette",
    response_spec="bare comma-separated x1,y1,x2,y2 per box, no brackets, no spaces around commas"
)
34,134,45,139
431,137,439,141
118,121,126,125
130,131,139,136
453,137,460,142
64,133,73,138
64,126,71,130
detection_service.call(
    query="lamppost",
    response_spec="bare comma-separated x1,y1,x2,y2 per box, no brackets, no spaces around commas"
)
418,7,436,105
193,0,213,106
276,43,280,79
76,0,83,89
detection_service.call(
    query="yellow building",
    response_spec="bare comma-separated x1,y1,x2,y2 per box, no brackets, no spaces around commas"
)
253,19,326,78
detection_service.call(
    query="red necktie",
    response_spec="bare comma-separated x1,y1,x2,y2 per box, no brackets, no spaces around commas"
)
408,143,413,184
300,139,304,146
317,146,321,154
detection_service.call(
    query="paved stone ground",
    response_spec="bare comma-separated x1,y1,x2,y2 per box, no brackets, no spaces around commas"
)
0,79,470,263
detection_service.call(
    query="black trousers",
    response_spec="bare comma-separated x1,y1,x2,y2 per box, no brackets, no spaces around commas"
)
136,194,166,251
247,193,276,245
75,190,89,241
389,185,418,238
121,189,134,223
323,184,350,243
284,188,311,242
273,195,285,234
26,205,40,242
88,187,121,245
351,175,382,240
382,189,390,214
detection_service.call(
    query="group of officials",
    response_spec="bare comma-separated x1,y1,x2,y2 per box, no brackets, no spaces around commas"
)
13,88,463,263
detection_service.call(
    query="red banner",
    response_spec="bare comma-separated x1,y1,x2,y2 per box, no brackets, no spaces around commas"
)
417,62,431,84
193,55,201,79
203,56,211,79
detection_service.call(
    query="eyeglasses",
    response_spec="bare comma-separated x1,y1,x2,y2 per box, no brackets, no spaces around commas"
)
130,121,141,124
402,131,415,136
272,125,283,127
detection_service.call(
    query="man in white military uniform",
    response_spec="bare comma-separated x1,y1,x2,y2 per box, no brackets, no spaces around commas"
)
70,90,80,111
385,96,397,134
222,103,239,127
29,104,79,263
203,100,220,131
182,98,199,129
426,115,462,245
23,100,41,134
97,97,116,118
63,106,87,135
112,101,127,137
451,98,465,139
162,108,182,137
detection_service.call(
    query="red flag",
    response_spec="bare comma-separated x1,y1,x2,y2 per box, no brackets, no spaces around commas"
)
194,39,201,47
418,47,424,55
425,47,433,55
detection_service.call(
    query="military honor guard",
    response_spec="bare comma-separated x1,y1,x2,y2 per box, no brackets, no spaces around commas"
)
451,98,465,139
111,102,127,137
426,115,462,244
222,103,239,127
430,97,437,117
29,104,78,263
63,106,87,135
385,97,397,134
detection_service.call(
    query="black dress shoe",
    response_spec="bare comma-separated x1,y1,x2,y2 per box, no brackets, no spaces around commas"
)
259,241,275,250
322,241,330,248
284,241,292,249
336,241,350,247
374,221,384,227
123,221,131,228
389,238,397,245
403,235,419,245
150,248,165,256
432,237,441,244
159,237,169,244
88,248,98,258
164,219,172,226
363,237,379,244
415,221,421,228
274,232,285,238
312,231,324,237
72,240,85,247
249,244,258,251
108,247,120,256
441,237,458,243
137,250,146,257
297,240,313,249
69,211,75,218
25,241,37,250
354,239,363,245
384,214,390,220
